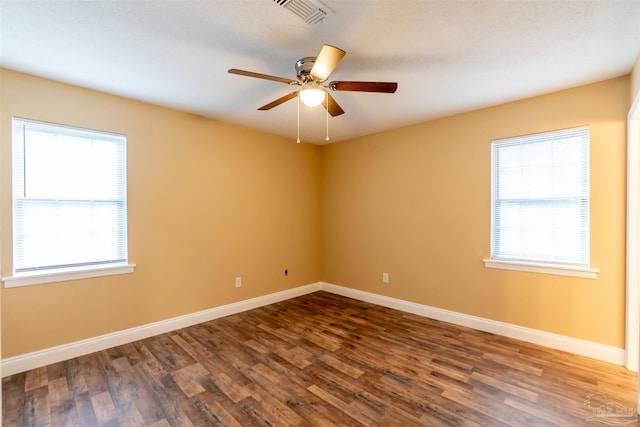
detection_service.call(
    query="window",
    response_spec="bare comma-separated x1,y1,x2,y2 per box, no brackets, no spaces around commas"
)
484,126,598,278
5,118,133,287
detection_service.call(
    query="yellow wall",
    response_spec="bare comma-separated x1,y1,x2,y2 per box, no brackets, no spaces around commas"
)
322,76,630,348
0,69,322,357
0,68,631,358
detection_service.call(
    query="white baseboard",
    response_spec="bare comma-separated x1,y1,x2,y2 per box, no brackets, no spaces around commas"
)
1,282,322,377
2,281,625,376
320,282,626,366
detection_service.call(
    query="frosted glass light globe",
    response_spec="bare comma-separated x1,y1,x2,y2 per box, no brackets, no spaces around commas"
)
300,88,325,107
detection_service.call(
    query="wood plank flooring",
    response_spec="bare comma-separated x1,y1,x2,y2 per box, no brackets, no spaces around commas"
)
2,291,638,426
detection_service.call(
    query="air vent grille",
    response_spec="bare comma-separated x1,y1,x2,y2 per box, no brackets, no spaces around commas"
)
272,0,334,25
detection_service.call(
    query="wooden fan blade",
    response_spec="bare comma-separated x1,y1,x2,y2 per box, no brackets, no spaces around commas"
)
228,68,297,85
322,93,345,117
310,45,346,82
258,91,299,111
329,81,398,93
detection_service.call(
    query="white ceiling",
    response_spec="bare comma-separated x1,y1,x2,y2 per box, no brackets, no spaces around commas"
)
1,0,639,145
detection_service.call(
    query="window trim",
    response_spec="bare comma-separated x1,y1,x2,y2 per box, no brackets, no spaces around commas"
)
2,263,136,288
483,258,598,279
6,117,133,287
487,126,596,277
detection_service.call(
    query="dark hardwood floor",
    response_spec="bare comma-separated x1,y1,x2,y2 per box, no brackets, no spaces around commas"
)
2,291,638,426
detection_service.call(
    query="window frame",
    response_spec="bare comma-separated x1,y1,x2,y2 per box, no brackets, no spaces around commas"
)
2,118,135,287
483,126,599,279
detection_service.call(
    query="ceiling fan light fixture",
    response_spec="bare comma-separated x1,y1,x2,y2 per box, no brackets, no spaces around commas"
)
229,43,397,124
299,87,325,107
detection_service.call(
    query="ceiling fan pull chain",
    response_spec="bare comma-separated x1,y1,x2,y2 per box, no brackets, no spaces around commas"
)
297,94,301,143
325,92,330,142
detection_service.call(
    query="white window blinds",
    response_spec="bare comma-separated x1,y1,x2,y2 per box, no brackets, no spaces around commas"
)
12,118,128,274
490,126,590,266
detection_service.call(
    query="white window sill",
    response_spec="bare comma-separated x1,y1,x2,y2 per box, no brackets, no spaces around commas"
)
2,263,136,288
483,259,599,279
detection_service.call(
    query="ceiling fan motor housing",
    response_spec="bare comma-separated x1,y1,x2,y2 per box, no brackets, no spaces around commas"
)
295,57,318,82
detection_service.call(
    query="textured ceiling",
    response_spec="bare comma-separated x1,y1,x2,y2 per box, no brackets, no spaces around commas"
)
1,0,640,144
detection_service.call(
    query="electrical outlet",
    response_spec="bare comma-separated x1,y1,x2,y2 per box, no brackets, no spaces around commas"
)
382,273,389,283
235,277,242,288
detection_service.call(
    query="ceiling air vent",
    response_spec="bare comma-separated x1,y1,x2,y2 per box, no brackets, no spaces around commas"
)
272,0,335,25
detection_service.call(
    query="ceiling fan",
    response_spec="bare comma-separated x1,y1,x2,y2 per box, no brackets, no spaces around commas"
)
228,44,398,117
